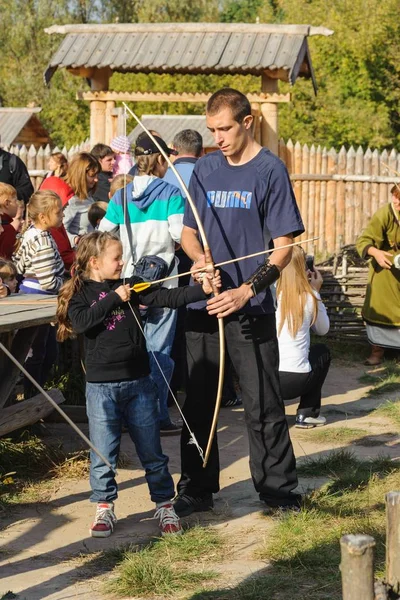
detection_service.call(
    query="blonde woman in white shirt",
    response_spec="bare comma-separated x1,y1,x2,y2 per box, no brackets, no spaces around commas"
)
276,246,331,428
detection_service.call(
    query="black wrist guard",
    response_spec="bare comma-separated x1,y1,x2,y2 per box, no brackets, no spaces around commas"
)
244,259,280,296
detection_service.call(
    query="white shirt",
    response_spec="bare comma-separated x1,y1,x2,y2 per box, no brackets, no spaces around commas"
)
277,290,330,373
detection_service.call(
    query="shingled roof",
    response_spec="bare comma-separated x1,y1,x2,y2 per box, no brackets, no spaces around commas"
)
44,23,333,88
0,107,51,147
128,115,217,148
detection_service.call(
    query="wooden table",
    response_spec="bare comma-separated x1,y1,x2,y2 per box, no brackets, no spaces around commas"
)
0,294,64,435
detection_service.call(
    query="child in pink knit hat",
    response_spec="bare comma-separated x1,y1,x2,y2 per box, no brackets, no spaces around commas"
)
110,136,133,176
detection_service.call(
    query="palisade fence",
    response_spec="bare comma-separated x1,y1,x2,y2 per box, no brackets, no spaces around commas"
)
278,139,400,256
3,140,90,192
5,138,400,256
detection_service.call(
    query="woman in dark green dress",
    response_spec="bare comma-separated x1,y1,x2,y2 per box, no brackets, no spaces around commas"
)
356,185,400,364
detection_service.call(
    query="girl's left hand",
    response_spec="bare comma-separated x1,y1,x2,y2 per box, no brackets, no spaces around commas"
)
201,269,222,295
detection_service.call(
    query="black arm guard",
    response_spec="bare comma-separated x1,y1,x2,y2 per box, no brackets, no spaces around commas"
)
244,259,280,296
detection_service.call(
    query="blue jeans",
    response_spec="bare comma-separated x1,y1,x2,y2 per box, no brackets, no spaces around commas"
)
143,307,178,427
86,377,174,504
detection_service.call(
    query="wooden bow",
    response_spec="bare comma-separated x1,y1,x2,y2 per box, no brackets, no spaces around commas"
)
123,103,225,468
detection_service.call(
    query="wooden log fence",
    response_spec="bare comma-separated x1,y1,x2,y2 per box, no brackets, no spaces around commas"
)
340,491,400,600
5,138,400,257
3,139,90,191
278,140,400,256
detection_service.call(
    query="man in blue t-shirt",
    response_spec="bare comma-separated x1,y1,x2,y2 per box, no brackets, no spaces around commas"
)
174,88,305,517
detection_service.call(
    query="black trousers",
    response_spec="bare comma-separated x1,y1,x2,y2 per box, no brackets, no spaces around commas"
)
279,343,331,418
178,310,299,506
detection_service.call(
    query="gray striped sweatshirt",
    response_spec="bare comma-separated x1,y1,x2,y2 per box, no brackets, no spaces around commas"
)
13,226,65,294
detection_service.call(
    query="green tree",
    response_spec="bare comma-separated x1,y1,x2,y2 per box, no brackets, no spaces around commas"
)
277,0,400,148
0,0,90,146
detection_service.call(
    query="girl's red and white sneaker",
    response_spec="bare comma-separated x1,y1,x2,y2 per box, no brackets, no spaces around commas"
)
90,502,117,537
154,502,183,536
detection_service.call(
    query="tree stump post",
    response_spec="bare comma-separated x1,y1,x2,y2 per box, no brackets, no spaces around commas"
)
386,491,400,594
340,534,375,600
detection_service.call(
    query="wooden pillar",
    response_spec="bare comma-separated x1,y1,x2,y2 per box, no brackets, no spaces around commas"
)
105,100,116,144
260,74,279,155
90,102,106,147
251,103,261,144
89,67,111,147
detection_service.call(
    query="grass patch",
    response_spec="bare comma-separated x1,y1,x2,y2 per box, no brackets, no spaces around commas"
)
106,526,222,597
300,427,369,445
0,435,63,480
374,399,400,427
193,455,400,600
359,362,400,396
297,449,398,483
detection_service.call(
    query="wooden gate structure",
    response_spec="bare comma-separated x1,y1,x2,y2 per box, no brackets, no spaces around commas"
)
43,22,332,153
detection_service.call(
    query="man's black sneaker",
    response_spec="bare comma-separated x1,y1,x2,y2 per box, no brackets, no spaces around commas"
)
173,493,214,517
160,422,182,436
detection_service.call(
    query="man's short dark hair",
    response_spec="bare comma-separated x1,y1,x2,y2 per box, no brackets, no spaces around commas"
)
172,130,203,157
90,144,114,161
206,88,252,124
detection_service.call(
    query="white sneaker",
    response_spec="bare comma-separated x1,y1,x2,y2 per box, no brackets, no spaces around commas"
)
90,502,117,537
295,415,327,429
154,502,183,536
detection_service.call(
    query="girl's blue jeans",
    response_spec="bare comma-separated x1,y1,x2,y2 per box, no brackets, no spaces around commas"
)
86,376,175,504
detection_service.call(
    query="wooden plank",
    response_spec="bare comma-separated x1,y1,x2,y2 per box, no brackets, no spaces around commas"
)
0,389,65,436
0,294,57,333
78,90,291,104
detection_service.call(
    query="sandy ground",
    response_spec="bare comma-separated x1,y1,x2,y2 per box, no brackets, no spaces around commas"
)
0,360,399,599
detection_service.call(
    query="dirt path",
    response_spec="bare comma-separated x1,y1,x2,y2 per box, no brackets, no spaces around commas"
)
0,360,399,600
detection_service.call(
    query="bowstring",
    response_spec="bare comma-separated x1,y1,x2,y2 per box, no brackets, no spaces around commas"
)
121,104,204,462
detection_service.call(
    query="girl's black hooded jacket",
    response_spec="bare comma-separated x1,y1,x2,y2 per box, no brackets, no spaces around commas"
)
68,278,207,383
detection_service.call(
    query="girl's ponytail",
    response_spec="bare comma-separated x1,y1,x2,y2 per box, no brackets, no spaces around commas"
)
56,271,83,341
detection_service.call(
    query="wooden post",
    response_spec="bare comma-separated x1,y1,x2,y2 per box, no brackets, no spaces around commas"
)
301,144,310,241
90,101,106,147
340,534,376,600
336,146,346,253
363,148,372,230
386,491,400,594
379,149,389,207
308,144,316,243
326,148,337,254
371,149,379,215
388,148,397,203
89,67,111,147
294,141,302,235
354,146,363,239
251,103,261,145
260,74,279,155
319,147,328,255
345,146,356,246
105,100,116,144
314,145,322,248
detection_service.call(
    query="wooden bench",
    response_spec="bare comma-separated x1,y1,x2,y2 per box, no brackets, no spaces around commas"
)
0,294,65,434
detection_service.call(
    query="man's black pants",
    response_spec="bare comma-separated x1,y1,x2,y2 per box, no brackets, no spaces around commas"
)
178,310,299,507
